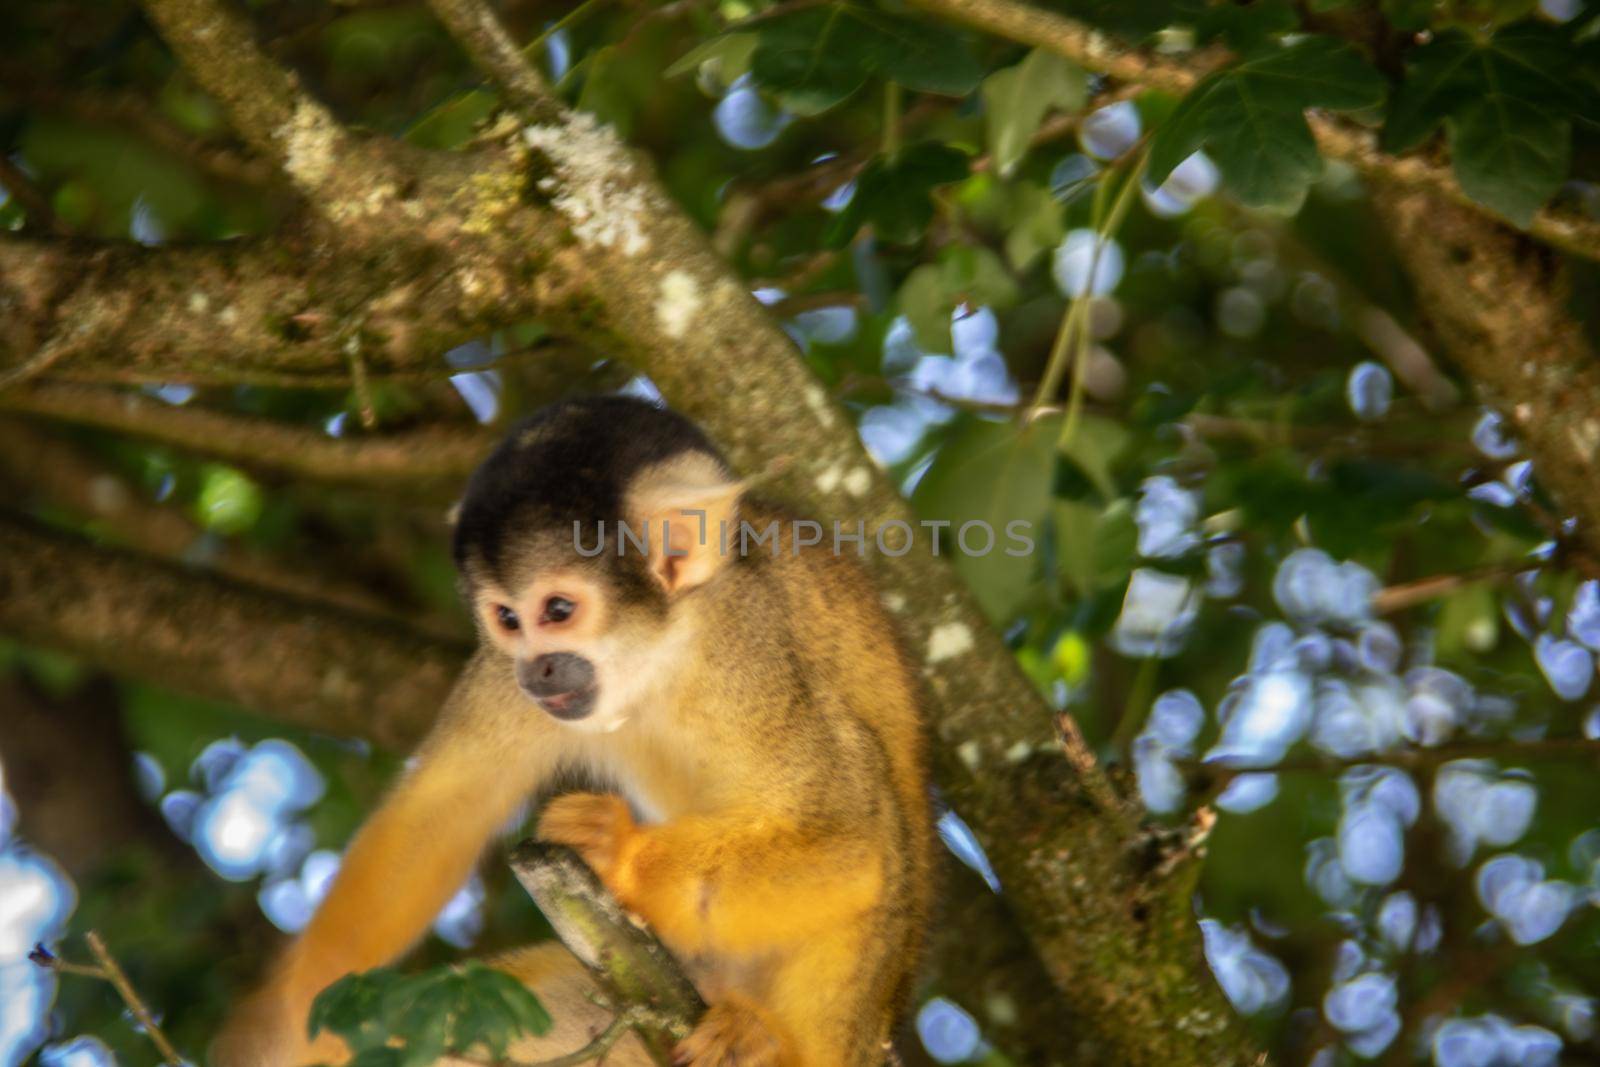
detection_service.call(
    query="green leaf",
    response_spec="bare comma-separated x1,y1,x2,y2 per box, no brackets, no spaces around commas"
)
981,49,1086,178
823,143,969,246
746,4,981,115
1053,497,1137,597
405,89,498,151
1001,181,1066,271
666,32,758,81
912,415,1059,622
1384,25,1582,150
897,244,1018,353
1193,0,1299,52
310,971,395,1051
1449,97,1570,227
1058,414,1130,500
899,265,953,353
309,963,550,1061
1148,36,1386,211
940,244,1020,309
1383,23,1592,223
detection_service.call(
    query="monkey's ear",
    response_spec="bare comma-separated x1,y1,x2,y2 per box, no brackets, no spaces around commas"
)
628,458,743,595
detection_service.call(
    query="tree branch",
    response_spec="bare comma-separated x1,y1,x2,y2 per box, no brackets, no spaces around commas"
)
135,0,363,201
1373,185,1600,562
905,0,1600,260
423,0,564,122
0,233,553,384
0,381,494,485
0,513,469,751
0,358,632,486
0,419,428,619
510,843,703,1065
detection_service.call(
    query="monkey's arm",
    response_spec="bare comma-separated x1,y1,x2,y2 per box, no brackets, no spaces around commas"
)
540,797,883,955
220,651,565,1064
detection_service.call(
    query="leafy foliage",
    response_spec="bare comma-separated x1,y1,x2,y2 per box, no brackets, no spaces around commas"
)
744,3,982,115
1148,37,1386,211
980,49,1087,178
1384,22,1598,224
309,963,552,1067
824,143,970,247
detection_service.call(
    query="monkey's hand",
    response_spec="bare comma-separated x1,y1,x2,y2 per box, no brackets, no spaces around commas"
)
536,792,639,890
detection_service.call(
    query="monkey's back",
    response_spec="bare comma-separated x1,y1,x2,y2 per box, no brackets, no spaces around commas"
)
732,502,937,1059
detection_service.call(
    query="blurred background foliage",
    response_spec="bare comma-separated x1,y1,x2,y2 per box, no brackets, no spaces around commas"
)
2,0,1600,1064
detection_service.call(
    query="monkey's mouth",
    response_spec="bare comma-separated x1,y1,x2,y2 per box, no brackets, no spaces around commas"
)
533,686,597,721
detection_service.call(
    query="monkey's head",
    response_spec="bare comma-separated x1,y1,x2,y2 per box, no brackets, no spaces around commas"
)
452,395,742,732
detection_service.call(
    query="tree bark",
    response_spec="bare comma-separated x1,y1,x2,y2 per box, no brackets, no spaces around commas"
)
0,514,468,751
510,842,703,1066
1374,185,1600,561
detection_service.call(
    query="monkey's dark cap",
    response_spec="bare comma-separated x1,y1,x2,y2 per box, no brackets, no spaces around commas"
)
452,394,730,574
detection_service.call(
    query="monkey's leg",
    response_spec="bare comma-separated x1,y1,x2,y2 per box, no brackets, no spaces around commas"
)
215,652,567,1067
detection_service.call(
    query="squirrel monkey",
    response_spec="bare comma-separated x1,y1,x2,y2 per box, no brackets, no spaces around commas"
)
215,396,935,1067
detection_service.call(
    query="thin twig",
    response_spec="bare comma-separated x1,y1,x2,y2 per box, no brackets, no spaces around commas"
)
424,0,563,122
84,931,186,1066
345,336,379,430
31,934,185,1066
1056,713,1137,833
28,946,109,981
0,333,79,392
524,1009,640,1067
1371,560,1527,615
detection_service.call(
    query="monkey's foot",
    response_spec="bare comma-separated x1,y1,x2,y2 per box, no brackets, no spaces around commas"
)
537,792,636,882
674,999,786,1067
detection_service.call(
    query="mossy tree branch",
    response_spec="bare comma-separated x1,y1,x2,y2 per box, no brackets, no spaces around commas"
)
0,513,468,751
1374,185,1600,562
510,843,704,1066
0,382,494,486
0,232,491,384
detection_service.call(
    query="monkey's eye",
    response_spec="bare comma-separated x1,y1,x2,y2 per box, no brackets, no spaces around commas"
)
541,596,576,624
494,605,521,632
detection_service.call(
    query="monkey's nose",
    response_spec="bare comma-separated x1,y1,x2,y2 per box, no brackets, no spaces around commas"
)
518,653,597,720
